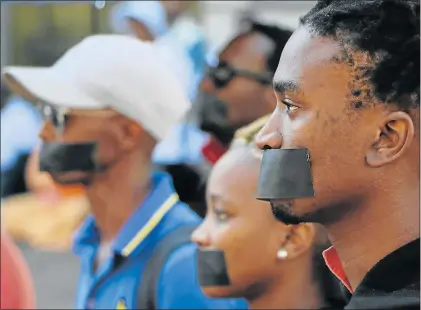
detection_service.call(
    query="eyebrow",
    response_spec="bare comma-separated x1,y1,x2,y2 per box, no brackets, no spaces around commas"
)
273,80,301,94
209,194,234,209
210,194,223,205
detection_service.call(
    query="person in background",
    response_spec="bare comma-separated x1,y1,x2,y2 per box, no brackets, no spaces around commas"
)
1,94,42,198
109,0,168,41
255,0,419,309
194,21,293,165
1,41,61,199
108,0,211,216
2,34,246,309
0,230,36,309
181,21,293,217
2,147,89,251
108,0,202,100
192,116,347,309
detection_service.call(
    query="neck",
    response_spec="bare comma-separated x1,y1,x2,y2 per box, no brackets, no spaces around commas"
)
326,183,420,291
248,261,325,309
86,150,152,242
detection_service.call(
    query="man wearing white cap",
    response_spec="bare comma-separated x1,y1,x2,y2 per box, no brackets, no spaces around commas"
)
2,35,246,309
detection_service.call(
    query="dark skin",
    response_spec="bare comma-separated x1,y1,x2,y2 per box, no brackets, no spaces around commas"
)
128,18,155,42
255,26,420,290
39,109,157,242
200,31,277,129
192,144,326,309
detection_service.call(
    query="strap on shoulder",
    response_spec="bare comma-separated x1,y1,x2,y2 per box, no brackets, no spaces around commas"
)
137,224,197,310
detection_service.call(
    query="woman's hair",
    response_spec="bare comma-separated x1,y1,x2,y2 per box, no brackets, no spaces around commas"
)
233,118,348,308
233,114,271,145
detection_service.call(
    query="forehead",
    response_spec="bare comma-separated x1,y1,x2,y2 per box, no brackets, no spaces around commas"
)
208,146,261,198
274,26,346,88
220,31,274,70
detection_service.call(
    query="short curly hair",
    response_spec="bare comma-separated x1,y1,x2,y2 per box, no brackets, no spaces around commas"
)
300,0,420,110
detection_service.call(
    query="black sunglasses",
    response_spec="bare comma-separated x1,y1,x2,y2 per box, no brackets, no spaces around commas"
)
207,61,272,89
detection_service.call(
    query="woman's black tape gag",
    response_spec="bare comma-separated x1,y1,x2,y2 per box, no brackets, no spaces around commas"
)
197,249,231,286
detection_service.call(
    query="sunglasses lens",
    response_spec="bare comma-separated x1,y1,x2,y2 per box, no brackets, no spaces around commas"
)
39,104,67,130
211,65,234,89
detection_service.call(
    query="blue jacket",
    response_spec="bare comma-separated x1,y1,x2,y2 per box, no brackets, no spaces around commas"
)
73,172,247,309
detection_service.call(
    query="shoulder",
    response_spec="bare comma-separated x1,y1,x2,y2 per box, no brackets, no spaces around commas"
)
168,201,202,225
162,241,197,274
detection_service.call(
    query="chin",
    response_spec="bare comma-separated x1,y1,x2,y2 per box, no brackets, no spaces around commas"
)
270,198,322,225
270,198,343,225
201,285,245,299
50,173,89,186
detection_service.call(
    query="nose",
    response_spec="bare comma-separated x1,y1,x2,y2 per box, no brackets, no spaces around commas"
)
254,115,283,150
191,223,212,248
38,120,57,142
200,76,216,93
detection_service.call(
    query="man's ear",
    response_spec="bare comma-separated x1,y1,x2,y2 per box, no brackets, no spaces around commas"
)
114,116,143,151
281,223,315,260
366,111,415,167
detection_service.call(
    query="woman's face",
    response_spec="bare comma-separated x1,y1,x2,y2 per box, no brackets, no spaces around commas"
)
192,145,291,298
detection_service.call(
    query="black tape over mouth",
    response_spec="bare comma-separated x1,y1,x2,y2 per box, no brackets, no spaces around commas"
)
197,249,231,286
256,148,315,201
39,142,99,173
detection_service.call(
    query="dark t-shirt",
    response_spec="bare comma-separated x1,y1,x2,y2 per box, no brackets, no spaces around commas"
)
346,238,420,309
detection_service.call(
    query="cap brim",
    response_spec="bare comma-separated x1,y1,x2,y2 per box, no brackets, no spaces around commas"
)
1,66,104,110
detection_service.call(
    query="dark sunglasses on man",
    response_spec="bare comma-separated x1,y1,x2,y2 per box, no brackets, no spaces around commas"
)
206,61,272,89
37,102,116,134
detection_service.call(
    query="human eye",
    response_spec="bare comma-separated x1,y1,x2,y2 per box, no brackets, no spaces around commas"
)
214,209,230,222
281,99,299,113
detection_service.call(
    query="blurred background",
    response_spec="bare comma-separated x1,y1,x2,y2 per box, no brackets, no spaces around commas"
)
0,1,315,308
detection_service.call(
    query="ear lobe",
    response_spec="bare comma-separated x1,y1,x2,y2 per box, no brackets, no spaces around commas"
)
366,111,415,168
281,223,315,260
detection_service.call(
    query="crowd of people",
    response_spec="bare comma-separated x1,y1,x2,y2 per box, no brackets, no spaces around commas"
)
0,0,419,309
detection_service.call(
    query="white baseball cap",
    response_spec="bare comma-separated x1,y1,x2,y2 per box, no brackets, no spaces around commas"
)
1,34,191,141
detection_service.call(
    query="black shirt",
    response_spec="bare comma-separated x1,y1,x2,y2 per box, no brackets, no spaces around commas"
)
345,238,420,309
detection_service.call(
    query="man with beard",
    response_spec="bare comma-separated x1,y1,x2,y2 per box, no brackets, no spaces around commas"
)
2,35,245,309
175,21,292,217
255,0,420,309
196,20,293,165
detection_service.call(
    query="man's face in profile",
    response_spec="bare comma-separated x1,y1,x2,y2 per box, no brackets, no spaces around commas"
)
196,31,275,146
256,26,391,225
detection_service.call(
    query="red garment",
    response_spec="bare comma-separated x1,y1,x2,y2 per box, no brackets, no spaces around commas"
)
1,232,36,309
323,246,353,293
201,137,227,165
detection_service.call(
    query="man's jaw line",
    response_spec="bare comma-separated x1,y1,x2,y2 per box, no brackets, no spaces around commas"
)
85,151,152,242
323,187,420,291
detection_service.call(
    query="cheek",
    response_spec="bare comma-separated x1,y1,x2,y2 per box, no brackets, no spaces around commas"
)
285,111,372,205
221,81,263,124
95,133,121,163
215,217,276,285
65,122,121,163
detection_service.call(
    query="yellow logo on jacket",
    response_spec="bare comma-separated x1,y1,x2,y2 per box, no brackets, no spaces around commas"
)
116,299,127,309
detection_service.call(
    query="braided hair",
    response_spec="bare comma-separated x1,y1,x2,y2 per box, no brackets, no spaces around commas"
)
300,0,420,111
